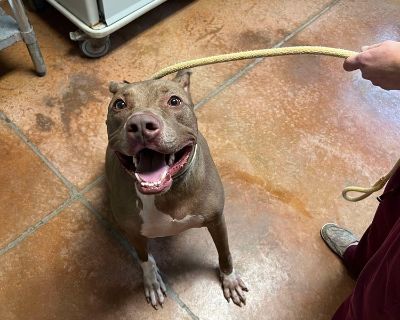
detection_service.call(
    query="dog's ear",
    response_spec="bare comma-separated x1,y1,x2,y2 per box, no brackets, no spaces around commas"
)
109,81,128,93
172,69,192,93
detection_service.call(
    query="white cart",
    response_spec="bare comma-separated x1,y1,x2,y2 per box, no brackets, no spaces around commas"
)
42,0,166,57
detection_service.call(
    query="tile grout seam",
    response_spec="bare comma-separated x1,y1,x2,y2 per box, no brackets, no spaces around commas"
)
0,196,76,255
80,174,105,194
194,0,341,111
79,196,200,320
0,111,78,196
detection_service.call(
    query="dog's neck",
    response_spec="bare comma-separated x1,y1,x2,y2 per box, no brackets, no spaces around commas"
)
172,143,198,181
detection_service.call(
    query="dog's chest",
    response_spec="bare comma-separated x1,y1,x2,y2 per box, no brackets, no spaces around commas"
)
136,193,199,238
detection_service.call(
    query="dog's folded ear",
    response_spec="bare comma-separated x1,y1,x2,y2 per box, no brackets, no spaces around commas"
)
109,81,128,93
172,69,192,93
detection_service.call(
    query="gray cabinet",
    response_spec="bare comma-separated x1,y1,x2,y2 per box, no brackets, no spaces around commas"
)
100,0,154,25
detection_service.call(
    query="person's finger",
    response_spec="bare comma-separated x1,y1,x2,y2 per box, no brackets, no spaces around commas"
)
343,54,362,71
361,42,382,52
369,77,395,90
360,69,373,81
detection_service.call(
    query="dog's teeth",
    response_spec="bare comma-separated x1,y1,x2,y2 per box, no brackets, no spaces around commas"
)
132,156,138,167
139,179,163,188
144,182,155,187
168,153,175,166
135,173,142,182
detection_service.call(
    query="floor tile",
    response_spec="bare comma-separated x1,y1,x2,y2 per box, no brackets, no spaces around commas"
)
0,119,69,248
0,201,191,320
0,0,332,189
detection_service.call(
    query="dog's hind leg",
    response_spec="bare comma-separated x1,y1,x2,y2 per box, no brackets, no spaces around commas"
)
207,215,248,307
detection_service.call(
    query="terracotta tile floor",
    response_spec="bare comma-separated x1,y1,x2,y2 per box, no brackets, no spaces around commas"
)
1,0,400,319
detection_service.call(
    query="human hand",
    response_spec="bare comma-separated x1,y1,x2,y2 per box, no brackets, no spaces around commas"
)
343,40,400,90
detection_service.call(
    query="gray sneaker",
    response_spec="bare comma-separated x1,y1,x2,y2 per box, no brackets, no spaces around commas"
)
320,223,359,258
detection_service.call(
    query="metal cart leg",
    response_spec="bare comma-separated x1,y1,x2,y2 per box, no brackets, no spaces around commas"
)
8,0,46,76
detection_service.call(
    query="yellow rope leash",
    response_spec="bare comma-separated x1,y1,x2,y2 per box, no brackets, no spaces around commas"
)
151,46,357,79
152,45,397,202
342,159,400,202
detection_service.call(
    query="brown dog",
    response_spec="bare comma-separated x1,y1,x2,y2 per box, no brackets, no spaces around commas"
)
105,70,247,308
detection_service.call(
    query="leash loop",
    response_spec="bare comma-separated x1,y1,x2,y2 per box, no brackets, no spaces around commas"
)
342,177,389,202
342,159,400,202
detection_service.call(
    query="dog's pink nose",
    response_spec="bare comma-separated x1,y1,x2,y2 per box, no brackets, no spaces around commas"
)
126,113,161,142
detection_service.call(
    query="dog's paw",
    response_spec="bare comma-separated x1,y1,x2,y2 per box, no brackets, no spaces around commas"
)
220,269,248,307
140,255,167,309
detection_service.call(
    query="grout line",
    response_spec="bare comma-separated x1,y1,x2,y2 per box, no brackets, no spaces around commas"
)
79,197,139,258
0,112,106,256
273,0,341,48
194,0,341,111
0,112,78,196
163,284,200,320
194,58,261,110
1,110,106,197
0,196,77,256
79,196,200,320
80,174,106,194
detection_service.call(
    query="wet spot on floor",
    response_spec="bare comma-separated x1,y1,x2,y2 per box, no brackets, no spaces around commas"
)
35,113,54,132
238,30,272,49
44,73,108,133
60,73,105,132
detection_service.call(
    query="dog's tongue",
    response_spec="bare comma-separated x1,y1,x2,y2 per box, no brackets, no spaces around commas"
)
136,149,168,182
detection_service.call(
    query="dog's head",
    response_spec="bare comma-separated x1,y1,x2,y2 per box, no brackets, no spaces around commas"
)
106,70,198,195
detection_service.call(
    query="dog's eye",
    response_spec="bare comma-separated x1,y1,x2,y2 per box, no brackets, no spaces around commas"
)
113,99,127,110
168,96,182,107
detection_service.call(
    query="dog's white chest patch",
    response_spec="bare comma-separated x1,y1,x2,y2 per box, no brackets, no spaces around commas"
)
136,193,204,238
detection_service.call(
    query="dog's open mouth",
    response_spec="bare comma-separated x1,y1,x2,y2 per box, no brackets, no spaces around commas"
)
115,144,194,194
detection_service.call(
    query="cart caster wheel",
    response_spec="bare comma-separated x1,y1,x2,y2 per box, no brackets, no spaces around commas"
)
79,36,111,58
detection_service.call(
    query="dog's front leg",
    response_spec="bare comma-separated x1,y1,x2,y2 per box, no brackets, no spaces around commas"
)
207,215,248,307
128,234,167,309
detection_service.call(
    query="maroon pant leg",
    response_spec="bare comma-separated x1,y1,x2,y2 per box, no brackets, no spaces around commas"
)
332,168,400,320
343,167,400,276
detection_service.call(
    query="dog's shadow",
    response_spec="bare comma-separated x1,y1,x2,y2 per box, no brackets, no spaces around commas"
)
150,230,219,282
